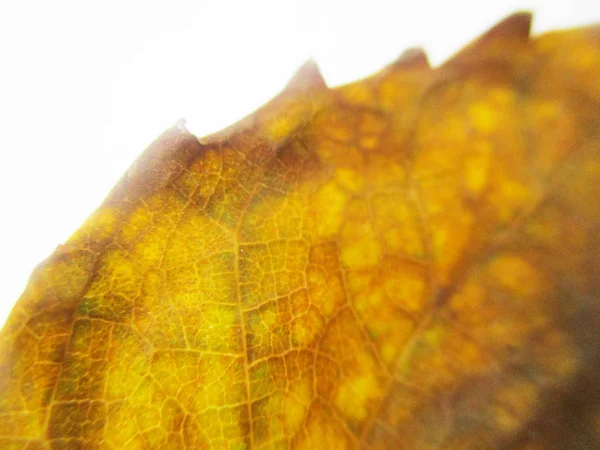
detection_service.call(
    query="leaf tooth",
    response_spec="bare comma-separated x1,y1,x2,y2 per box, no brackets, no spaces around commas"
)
107,123,202,202
199,61,328,146
390,47,431,70
440,11,532,69
283,59,328,93
478,11,532,43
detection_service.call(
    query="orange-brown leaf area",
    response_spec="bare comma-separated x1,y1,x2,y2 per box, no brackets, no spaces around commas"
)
2,12,600,450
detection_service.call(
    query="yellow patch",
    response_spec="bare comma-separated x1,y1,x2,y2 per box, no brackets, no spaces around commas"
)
311,182,348,237
469,101,498,134
493,378,539,433
335,372,381,422
335,167,364,192
464,140,491,194
488,256,542,298
340,237,381,269
283,395,308,433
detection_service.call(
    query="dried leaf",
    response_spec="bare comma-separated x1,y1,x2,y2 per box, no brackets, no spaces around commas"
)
2,12,600,449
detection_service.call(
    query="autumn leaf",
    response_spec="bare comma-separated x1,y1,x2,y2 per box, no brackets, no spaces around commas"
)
2,12,600,449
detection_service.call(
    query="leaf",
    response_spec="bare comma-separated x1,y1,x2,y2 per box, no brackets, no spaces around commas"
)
1,12,600,449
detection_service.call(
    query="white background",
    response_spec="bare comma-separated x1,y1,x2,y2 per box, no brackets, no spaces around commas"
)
1,0,599,328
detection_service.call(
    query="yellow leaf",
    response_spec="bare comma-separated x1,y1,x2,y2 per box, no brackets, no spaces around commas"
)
2,12,600,449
